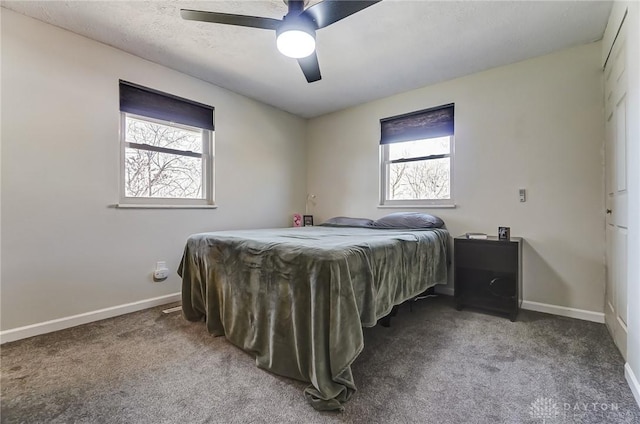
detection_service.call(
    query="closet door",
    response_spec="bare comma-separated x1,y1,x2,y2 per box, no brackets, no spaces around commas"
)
604,15,628,359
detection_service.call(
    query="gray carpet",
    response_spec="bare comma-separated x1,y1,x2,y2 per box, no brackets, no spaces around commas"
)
1,296,638,423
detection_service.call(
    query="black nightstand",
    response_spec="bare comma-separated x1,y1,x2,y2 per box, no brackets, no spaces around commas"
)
454,236,522,321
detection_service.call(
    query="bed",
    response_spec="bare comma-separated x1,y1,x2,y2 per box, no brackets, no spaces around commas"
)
178,220,449,411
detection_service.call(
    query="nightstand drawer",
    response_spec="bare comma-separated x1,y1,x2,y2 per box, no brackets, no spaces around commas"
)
455,241,518,273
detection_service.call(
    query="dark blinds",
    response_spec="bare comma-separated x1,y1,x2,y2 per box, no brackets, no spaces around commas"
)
380,103,454,145
119,80,214,131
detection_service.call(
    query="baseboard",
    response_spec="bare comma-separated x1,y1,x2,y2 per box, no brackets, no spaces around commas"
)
434,285,454,296
625,363,640,408
521,300,605,323
435,290,603,323
0,292,181,344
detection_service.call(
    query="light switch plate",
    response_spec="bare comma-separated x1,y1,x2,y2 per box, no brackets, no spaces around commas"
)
519,188,526,202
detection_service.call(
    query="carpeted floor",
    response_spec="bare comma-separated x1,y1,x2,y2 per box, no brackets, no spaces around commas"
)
1,296,638,423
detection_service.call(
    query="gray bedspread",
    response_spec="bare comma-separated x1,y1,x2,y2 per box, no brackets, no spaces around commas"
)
178,226,449,410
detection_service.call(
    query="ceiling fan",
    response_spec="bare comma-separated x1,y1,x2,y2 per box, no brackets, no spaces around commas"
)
180,0,381,83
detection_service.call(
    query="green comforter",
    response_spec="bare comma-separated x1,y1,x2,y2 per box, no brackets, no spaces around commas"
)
178,226,449,410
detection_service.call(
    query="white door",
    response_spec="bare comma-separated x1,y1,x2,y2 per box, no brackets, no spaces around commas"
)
604,15,628,359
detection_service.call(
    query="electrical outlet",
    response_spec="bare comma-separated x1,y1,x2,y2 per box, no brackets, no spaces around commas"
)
153,261,170,282
154,268,169,279
519,188,526,202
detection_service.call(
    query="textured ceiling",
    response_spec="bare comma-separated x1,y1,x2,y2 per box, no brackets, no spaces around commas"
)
2,0,612,118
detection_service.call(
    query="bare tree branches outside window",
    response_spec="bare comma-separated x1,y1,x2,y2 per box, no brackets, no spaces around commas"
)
124,117,204,199
387,137,451,200
390,159,450,200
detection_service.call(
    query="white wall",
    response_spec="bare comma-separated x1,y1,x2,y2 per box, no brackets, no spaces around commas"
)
0,9,307,330
307,42,605,314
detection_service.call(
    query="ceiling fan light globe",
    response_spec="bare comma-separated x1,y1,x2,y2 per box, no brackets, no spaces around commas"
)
276,30,316,58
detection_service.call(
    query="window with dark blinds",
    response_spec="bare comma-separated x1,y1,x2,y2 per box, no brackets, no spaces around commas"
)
118,80,215,206
379,103,455,206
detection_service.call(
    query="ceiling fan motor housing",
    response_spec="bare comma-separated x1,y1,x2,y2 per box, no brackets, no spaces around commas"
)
277,12,317,36
283,0,309,12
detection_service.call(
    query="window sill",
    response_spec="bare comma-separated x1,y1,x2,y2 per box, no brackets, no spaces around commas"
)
114,204,218,209
378,204,457,209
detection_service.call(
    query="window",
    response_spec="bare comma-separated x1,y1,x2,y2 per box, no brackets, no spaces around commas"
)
379,104,454,206
119,81,214,206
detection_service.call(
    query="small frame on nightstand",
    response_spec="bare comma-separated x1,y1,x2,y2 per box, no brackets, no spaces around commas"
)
303,215,314,226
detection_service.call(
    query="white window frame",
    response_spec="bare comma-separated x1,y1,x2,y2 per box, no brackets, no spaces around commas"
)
119,112,215,207
379,135,455,207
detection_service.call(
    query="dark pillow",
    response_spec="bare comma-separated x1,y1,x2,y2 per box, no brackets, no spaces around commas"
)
374,212,444,229
320,216,375,227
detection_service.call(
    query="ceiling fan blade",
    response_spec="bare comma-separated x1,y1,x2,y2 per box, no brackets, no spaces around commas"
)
297,53,322,83
180,9,281,30
303,0,381,29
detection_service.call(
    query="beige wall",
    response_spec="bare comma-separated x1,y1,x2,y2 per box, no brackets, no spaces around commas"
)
0,9,307,330
307,42,606,313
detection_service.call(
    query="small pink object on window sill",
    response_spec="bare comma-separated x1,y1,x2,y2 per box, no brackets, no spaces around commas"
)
293,213,302,227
